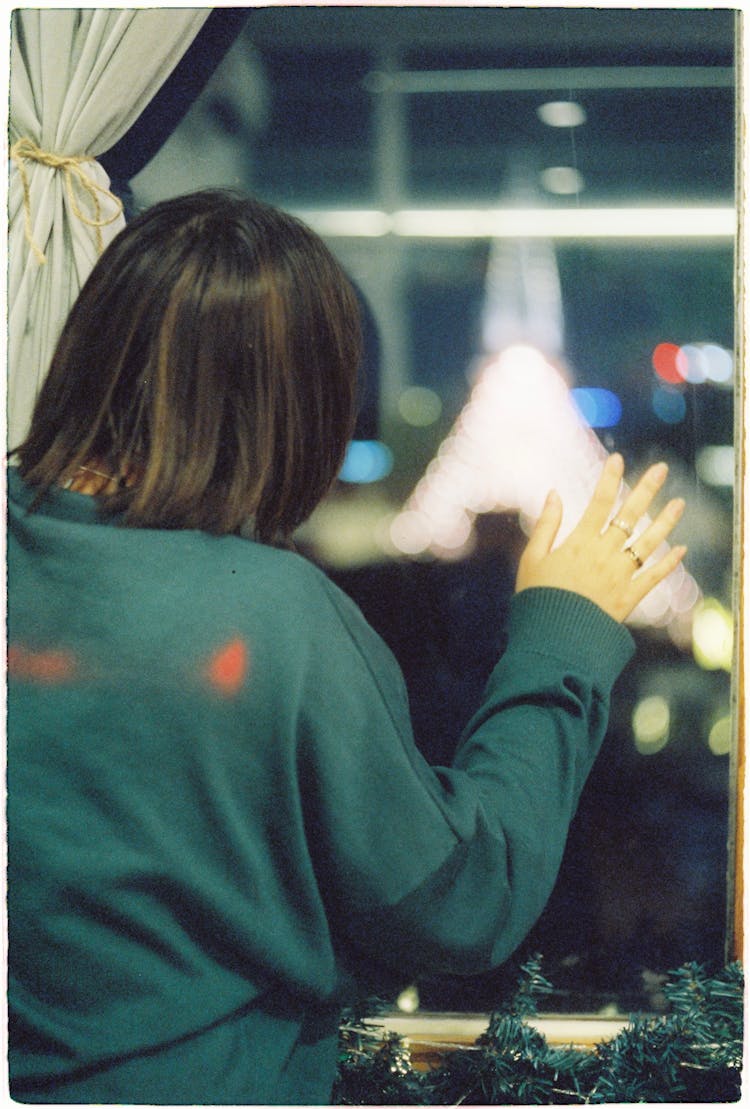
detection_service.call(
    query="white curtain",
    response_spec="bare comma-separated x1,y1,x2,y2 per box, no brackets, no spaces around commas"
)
8,8,211,451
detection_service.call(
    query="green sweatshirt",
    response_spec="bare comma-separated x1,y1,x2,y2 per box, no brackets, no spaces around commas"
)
7,467,634,1104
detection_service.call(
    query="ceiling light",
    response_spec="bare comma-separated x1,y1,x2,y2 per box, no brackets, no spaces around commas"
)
295,207,734,240
537,100,587,127
540,166,585,195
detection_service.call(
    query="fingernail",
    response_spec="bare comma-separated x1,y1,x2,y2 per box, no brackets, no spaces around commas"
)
652,462,668,481
671,497,685,516
609,452,624,471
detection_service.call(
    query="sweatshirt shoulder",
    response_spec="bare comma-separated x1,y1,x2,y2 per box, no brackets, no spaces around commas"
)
206,537,382,645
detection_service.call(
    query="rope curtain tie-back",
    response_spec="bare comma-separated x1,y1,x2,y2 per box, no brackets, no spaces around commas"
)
10,137,124,265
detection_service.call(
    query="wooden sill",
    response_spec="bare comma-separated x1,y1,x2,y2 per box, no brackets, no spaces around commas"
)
369,1012,628,1068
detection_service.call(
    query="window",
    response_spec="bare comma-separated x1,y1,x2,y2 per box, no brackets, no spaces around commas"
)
132,5,738,1016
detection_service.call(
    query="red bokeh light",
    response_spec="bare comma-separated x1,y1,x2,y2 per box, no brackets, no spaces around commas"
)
8,644,76,683
206,637,248,696
652,342,687,384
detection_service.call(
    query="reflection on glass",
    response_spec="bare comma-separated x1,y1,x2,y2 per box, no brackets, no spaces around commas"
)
130,6,736,1015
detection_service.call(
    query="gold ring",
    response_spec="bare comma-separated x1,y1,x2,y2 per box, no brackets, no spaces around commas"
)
627,546,643,569
609,516,633,538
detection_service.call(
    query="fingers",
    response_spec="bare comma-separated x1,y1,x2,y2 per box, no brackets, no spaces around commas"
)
518,453,687,622
626,496,685,566
578,452,625,534
625,543,688,610
524,489,563,561
602,460,669,548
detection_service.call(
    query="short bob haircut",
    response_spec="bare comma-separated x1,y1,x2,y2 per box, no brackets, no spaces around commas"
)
12,190,362,544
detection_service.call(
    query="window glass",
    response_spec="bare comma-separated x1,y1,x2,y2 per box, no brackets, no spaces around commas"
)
130,5,737,1015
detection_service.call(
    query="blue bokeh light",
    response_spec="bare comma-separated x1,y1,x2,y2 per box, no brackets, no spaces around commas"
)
339,440,394,484
571,387,623,428
652,386,687,424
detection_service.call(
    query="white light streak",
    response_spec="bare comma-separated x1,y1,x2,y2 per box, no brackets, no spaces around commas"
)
292,209,394,237
366,66,734,95
295,207,735,240
390,208,735,239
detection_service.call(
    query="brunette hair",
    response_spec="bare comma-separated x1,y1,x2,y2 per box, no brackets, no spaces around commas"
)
13,190,362,543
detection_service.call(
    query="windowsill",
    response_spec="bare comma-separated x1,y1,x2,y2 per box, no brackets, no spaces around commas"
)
372,1011,628,1056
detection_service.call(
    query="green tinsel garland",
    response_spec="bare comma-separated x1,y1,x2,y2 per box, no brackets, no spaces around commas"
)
334,959,743,1104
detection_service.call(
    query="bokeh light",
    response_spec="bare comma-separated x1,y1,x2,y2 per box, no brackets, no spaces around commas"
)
398,386,443,427
389,509,432,556
339,440,394,484
571,387,622,428
390,343,700,631
708,715,733,757
692,598,733,671
540,166,585,196
652,339,733,389
652,385,686,424
696,445,734,487
396,985,420,1014
678,343,709,384
632,695,671,754
536,100,587,128
701,343,733,384
652,342,687,384
675,342,734,385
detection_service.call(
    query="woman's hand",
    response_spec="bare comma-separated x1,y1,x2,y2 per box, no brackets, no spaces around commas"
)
515,453,687,623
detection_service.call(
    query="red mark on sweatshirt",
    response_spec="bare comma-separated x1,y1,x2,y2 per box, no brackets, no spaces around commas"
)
205,638,248,696
8,644,77,684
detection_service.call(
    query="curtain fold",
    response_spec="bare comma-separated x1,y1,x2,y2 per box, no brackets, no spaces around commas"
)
100,9,250,188
8,8,211,451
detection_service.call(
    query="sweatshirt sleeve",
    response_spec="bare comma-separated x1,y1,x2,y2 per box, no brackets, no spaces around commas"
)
299,580,634,979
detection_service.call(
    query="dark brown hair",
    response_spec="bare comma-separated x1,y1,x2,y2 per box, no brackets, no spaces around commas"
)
12,190,362,543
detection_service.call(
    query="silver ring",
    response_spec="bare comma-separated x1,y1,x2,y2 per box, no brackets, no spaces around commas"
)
627,546,643,569
609,516,633,539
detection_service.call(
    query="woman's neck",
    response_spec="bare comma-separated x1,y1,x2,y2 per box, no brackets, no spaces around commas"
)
64,460,135,496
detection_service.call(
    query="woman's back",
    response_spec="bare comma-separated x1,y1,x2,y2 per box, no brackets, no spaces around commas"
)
8,467,363,1101
7,190,686,1103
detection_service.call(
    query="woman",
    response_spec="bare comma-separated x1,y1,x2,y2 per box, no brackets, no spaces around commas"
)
7,190,686,1103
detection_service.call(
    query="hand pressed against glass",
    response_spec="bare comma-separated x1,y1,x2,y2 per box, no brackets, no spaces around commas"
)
516,452,687,624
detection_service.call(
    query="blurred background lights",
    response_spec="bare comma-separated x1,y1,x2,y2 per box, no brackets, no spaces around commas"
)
678,343,710,384
540,165,585,196
651,340,733,387
632,694,671,754
707,715,732,757
679,342,733,385
696,445,734,488
571,387,622,428
398,385,443,427
652,341,687,384
339,440,394,484
396,985,420,1014
701,343,733,384
389,509,432,556
536,100,587,128
692,597,733,671
391,343,699,632
652,385,686,424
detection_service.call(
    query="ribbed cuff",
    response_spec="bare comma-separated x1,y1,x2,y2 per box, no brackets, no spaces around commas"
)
507,587,635,688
